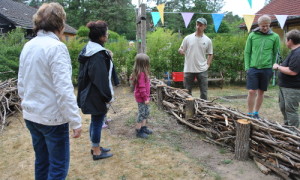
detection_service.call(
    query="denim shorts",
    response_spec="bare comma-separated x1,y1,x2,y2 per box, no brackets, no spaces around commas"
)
246,68,273,91
137,103,150,122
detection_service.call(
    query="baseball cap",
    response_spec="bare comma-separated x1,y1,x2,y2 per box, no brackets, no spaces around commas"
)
196,18,207,25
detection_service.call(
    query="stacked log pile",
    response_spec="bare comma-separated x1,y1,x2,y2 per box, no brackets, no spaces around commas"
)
150,79,300,180
0,78,21,132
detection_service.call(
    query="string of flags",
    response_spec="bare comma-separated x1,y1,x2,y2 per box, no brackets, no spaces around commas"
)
151,3,292,33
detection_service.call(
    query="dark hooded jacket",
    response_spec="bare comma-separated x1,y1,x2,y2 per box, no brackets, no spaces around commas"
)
77,41,115,115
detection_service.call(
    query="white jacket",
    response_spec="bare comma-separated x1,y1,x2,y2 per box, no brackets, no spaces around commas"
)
18,30,81,129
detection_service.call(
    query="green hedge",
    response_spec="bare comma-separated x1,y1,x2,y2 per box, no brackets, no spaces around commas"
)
0,28,291,84
0,28,26,81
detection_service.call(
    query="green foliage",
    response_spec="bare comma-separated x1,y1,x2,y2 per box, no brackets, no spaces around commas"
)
64,37,86,85
0,28,27,81
146,28,183,78
108,30,121,41
221,159,232,164
106,36,137,77
76,26,89,38
209,33,247,82
63,0,136,40
280,42,290,60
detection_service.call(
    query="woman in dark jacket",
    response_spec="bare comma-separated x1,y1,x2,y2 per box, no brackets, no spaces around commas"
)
77,20,114,160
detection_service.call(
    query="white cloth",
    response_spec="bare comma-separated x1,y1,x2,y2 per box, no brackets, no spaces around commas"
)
180,32,213,72
18,30,81,129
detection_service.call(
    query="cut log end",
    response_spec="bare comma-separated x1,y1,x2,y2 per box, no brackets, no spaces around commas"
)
237,119,250,124
186,97,195,101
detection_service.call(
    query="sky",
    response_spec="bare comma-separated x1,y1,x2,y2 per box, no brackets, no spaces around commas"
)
132,0,266,17
222,0,265,16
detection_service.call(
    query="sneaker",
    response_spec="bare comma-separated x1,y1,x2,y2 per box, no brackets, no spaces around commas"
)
141,126,153,134
136,129,148,138
102,122,108,128
91,147,111,155
93,152,113,160
253,114,260,119
247,113,253,118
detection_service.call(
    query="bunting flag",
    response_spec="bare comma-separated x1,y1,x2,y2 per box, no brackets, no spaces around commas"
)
157,4,165,25
181,12,194,28
243,15,256,32
211,13,225,32
151,12,161,26
275,15,288,29
247,0,252,8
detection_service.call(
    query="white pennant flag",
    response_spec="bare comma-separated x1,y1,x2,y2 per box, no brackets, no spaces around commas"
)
275,15,288,29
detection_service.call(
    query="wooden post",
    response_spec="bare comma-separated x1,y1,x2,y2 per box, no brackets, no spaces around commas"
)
185,97,195,120
136,7,141,52
136,4,146,53
235,119,251,160
157,85,164,109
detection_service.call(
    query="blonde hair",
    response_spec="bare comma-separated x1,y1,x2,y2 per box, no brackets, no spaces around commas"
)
33,2,66,34
258,15,271,25
132,53,150,86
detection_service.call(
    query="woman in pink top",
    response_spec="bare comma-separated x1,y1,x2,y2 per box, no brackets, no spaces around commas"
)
131,53,153,138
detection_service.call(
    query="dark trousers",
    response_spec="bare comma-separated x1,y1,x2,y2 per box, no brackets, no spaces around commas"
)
279,87,300,127
25,120,70,180
90,113,105,147
184,71,208,100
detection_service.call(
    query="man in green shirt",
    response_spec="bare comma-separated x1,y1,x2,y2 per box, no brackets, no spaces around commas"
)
244,15,280,119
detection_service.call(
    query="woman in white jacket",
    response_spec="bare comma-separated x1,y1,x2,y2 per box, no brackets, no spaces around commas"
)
17,3,82,179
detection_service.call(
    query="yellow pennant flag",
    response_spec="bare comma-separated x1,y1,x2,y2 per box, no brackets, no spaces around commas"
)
157,3,165,25
243,15,256,32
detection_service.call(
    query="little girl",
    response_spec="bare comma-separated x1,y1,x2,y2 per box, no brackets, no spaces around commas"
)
131,53,153,138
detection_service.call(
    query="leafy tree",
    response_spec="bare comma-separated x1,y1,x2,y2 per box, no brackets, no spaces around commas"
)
26,0,136,40
223,12,243,34
64,0,136,40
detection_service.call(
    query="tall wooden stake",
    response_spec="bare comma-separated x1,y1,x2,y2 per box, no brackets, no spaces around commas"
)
185,97,195,120
136,3,146,53
157,85,164,110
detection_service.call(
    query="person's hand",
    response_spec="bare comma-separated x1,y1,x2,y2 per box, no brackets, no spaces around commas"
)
273,63,279,70
72,127,82,138
178,48,185,55
145,100,150,104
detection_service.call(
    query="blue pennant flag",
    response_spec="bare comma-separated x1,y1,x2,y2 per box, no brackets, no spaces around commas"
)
248,0,252,8
211,13,225,33
151,12,161,26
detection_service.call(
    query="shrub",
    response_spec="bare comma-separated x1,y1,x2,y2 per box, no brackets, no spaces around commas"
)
0,28,27,81
64,37,86,85
210,33,247,82
146,28,183,78
76,26,89,38
106,36,137,78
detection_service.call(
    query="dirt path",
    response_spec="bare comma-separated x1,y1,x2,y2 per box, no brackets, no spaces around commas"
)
0,86,280,179
107,86,280,180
